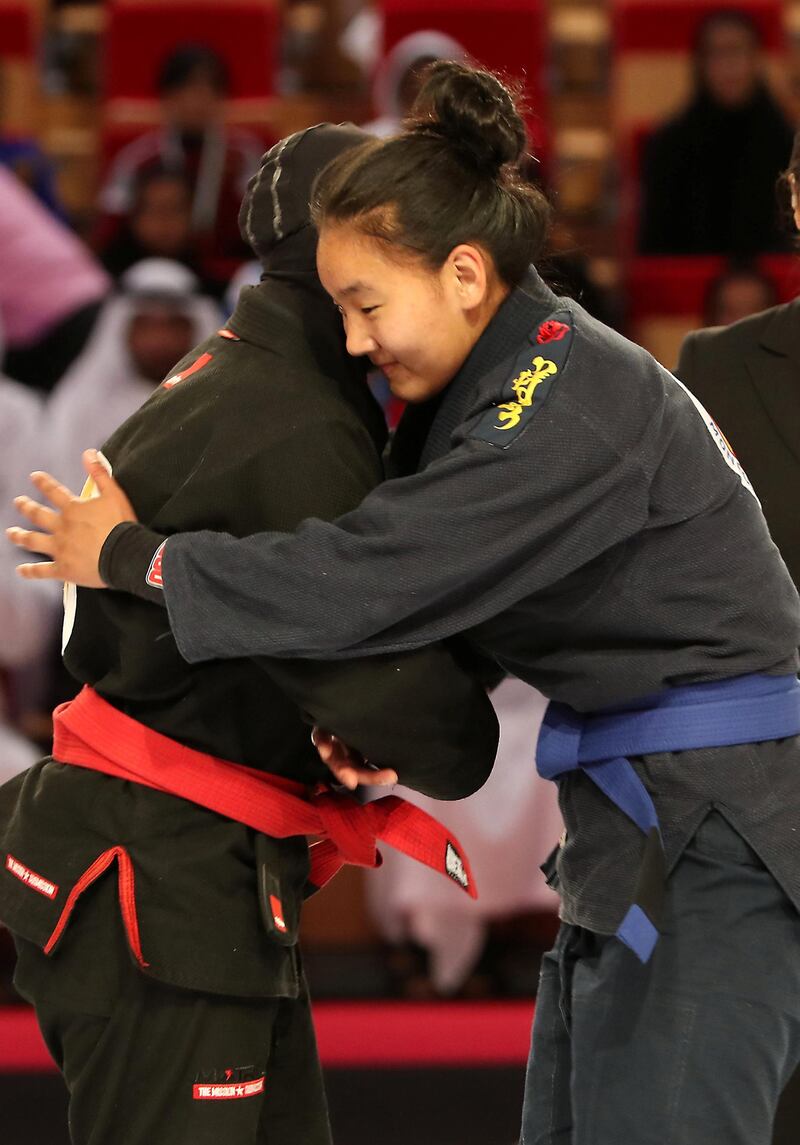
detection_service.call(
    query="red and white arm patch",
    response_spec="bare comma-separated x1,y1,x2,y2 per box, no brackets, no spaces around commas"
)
5,854,59,899
146,540,167,590
163,352,213,389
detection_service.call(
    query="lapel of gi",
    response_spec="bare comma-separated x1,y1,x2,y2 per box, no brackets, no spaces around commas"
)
418,269,559,469
744,300,800,467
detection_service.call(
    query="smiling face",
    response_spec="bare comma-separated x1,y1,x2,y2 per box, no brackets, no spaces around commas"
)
316,222,507,403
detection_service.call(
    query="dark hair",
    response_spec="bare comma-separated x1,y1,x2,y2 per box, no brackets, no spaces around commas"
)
312,60,550,288
157,44,229,96
776,129,800,236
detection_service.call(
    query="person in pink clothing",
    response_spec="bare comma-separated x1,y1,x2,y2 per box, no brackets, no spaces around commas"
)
0,168,109,392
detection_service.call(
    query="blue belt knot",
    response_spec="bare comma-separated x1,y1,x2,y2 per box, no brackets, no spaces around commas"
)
536,673,800,964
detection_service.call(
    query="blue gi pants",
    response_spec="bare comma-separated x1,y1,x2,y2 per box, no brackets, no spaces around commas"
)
521,812,800,1145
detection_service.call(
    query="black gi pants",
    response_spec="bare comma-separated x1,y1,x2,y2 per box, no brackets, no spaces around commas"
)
13,922,332,1145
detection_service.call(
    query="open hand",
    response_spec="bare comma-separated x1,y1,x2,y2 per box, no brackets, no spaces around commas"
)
311,728,398,791
7,450,137,588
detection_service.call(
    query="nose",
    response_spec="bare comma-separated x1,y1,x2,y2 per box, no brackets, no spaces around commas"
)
344,315,378,358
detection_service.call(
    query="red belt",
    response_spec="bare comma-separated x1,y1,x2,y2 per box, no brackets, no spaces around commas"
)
48,687,477,958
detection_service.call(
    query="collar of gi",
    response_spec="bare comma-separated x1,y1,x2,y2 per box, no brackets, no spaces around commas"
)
448,266,560,399
224,276,384,451
227,273,337,350
416,266,560,469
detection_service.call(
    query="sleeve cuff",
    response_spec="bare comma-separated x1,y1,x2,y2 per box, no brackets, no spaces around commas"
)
99,522,169,605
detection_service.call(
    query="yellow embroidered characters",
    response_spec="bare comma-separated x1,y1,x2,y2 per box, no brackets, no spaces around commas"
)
469,312,573,449
495,356,558,431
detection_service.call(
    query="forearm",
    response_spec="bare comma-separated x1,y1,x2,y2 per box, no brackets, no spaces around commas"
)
101,524,499,798
101,417,645,667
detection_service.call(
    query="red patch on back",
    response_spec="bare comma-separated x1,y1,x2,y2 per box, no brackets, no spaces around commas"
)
162,352,213,389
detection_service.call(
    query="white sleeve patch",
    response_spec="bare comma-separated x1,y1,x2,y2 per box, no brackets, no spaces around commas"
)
670,374,758,502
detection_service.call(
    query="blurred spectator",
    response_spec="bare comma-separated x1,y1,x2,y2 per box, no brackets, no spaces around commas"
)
224,258,261,318
364,30,466,137
703,261,779,326
29,260,220,737
639,9,794,256
100,166,225,298
0,62,67,222
366,679,561,996
676,133,800,590
44,259,221,491
0,167,109,393
339,2,382,79
0,319,58,781
96,44,262,281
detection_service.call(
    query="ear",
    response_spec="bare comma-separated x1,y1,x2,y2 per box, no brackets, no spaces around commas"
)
446,244,490,310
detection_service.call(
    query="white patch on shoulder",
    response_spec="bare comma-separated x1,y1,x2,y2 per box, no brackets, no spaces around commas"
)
670,374,758,501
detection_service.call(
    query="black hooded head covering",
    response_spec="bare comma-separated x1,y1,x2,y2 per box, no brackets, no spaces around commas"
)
233,123,388,452
239,122,369,276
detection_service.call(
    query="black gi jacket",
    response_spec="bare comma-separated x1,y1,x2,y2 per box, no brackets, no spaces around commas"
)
105,268,800,934
0,280,499,996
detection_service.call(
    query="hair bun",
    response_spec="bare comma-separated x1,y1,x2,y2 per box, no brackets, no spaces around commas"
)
410,60,527,174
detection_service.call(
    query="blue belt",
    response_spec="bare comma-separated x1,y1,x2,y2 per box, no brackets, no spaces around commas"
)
536,673,800,962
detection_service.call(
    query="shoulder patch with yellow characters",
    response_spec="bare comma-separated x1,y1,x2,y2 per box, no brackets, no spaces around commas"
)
470,310,575,448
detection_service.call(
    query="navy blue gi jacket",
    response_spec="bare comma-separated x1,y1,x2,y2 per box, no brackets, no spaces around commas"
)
103,268,800,933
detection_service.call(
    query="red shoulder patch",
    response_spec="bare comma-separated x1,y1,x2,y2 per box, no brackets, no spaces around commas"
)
536,320,570,345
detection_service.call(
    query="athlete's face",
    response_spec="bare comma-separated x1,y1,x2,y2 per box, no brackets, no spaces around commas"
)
317,223,504,404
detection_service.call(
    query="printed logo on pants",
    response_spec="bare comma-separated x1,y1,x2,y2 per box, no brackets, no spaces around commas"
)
193,1065,266,1101
192,1077,265,1101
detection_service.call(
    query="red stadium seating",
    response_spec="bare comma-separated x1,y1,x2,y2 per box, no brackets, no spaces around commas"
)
100,0,279,163
103,0,277,102
378,0,550,166
0,2,36,59
0,2,41,134
626,255,800,367
613,0,785,55
628,255,800,321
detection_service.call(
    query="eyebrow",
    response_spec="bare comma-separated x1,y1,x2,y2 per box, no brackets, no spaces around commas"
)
339,281,372,297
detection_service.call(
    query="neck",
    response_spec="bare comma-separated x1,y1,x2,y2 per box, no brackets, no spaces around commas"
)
467,277,512,347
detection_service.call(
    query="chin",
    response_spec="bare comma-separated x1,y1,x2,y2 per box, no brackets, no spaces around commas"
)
389,375,439,404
